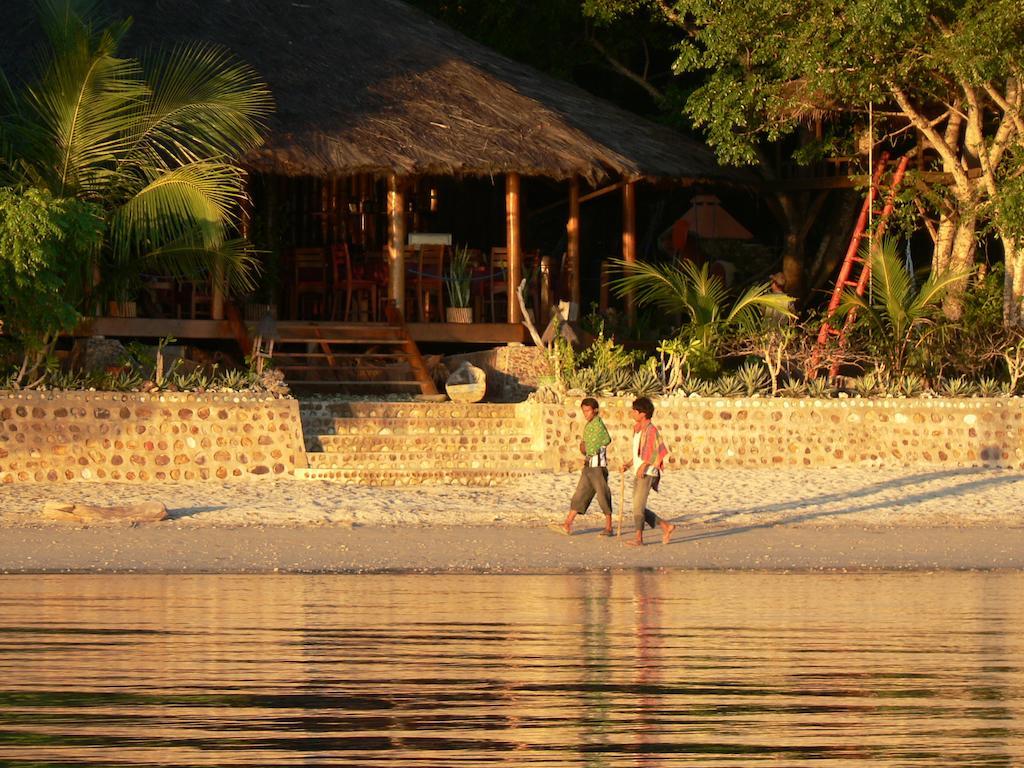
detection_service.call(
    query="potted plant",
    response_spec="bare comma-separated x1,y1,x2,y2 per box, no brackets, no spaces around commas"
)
445,245,473,323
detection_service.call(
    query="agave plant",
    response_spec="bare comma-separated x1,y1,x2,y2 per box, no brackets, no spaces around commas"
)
714,373,745,397
939,376,975,397
777,376,808,397
736,361,770,396
630,365,662,398
852,373,879,397
976,376,1002,397
0,1,272,300
896,374,926,398
805,376,833,398
835,238,970,379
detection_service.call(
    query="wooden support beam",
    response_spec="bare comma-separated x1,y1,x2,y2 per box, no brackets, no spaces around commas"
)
622,179,637,323
211,261,225,320
567,175,581,306
506,172,523,324
580,180,624,204
387,174,406,311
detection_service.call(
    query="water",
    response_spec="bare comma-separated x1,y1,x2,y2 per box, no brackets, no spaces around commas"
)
1,572,1022,767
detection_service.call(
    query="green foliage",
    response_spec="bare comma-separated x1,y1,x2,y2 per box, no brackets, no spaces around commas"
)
736,360,770,396
852,373,880,397
445,244,472,308
629,361,662,397
0,186,100,356
612,258,794,379
837,238,970,379
939,376,975,397
805,377,833,399
0,0,271,301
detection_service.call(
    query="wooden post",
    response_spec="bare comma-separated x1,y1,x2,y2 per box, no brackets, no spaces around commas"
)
387,174,406,312
211,260,225,320
567,175,581,307
506,172,523,324
622,179,637,323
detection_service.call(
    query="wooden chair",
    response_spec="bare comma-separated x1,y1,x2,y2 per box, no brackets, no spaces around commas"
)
488,246,509,322
329,244,378,321
290,247,328,320
407,243,446,322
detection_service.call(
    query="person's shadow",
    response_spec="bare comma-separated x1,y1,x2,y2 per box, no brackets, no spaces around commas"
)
666,467,1024,543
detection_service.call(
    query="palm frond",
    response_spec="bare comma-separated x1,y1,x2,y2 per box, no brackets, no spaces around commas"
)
907,267,973,316
127,42,272,169
608,257,692,315
109,161,245,259
868,237,912,336
23,22,147,195
141,236,260,295
724,282,795,324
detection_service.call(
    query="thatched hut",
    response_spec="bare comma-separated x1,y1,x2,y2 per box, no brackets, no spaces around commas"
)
3,0,745,340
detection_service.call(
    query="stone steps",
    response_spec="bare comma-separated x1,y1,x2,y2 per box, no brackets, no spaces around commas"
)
294,467,538,486
323,417,533,436
319,433,537,451
298,400,546,485
307,450,547,470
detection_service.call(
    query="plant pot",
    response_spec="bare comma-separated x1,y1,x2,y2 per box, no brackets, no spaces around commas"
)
445,306,473,324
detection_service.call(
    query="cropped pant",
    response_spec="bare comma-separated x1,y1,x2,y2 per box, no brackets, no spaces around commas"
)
632,475,665,532
570,466,613,516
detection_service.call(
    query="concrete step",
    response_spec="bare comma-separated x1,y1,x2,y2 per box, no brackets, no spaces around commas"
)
319,433,537,451
295,467,542,486
302,402,522,420
319,416,534,436
307,450,548,471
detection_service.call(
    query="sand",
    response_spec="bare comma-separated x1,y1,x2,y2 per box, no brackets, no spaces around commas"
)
1,467,1023,572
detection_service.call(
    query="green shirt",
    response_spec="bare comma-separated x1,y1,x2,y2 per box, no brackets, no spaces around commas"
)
582,415,611,458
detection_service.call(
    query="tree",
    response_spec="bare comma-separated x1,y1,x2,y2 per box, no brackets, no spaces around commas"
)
836,238,969,380
609,257,794,376
585,0,1024,322
0,0,272,312
0,187,101,384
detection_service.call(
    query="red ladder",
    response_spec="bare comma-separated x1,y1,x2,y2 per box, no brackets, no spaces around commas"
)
811,152,911,377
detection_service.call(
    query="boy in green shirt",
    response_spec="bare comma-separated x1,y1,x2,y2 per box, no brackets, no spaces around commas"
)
553,397,614,536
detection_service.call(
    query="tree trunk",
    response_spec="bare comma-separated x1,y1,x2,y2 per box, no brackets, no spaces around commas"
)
1003,235,1024,327
932,212,957,274
781,231,805,297
941,213,977,320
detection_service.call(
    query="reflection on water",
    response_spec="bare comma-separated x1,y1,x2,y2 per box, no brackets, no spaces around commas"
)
0,572,1023,766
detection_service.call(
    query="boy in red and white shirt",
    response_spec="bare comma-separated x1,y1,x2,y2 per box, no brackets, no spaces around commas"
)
620,397,675,546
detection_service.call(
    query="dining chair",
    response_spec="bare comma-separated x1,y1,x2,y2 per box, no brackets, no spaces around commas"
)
291,247,328,320
489,246,509,322
329,244,378,321
413,243,446,322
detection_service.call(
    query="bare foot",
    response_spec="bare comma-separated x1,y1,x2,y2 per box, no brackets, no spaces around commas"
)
624,538,643,547
548,523,571,536
662,523,676,545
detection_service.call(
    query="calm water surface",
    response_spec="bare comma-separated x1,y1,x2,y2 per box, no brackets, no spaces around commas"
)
0,572,1022,767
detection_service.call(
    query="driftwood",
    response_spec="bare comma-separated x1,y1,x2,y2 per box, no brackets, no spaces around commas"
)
41,501,168,524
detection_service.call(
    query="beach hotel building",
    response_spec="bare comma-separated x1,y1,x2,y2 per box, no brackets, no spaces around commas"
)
4,0,747,393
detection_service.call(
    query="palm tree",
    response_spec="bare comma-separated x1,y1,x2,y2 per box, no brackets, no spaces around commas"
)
835,237,970,379
0,0,272,305
609,257,795,345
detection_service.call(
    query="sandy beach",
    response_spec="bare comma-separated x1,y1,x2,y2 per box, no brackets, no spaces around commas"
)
2,466,1023,572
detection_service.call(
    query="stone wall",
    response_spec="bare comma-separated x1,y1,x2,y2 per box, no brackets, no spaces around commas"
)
444,346,551,401
0,391,304,483
528,397,1024,473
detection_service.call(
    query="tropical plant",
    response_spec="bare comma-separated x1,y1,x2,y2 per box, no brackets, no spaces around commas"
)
852,373,880,398
610,258,794,377
835,238,970,380
736,360,770,397
630,363,662,397
939,376,975,397
896,374,926,398
0,0,272,312
714,373,744,397
445,244,472,309
977,376,1002,397
805,376,833,399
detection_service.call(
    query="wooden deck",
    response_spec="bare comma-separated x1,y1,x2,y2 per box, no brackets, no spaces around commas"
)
73,317,528,345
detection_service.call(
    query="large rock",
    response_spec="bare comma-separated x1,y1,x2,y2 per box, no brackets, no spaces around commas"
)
445,362,487,403
41,501,168,524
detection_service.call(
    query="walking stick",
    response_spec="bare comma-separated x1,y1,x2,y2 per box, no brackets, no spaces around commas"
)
617,470,625,537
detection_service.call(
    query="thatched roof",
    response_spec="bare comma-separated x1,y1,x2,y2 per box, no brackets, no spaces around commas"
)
2,0,746,184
